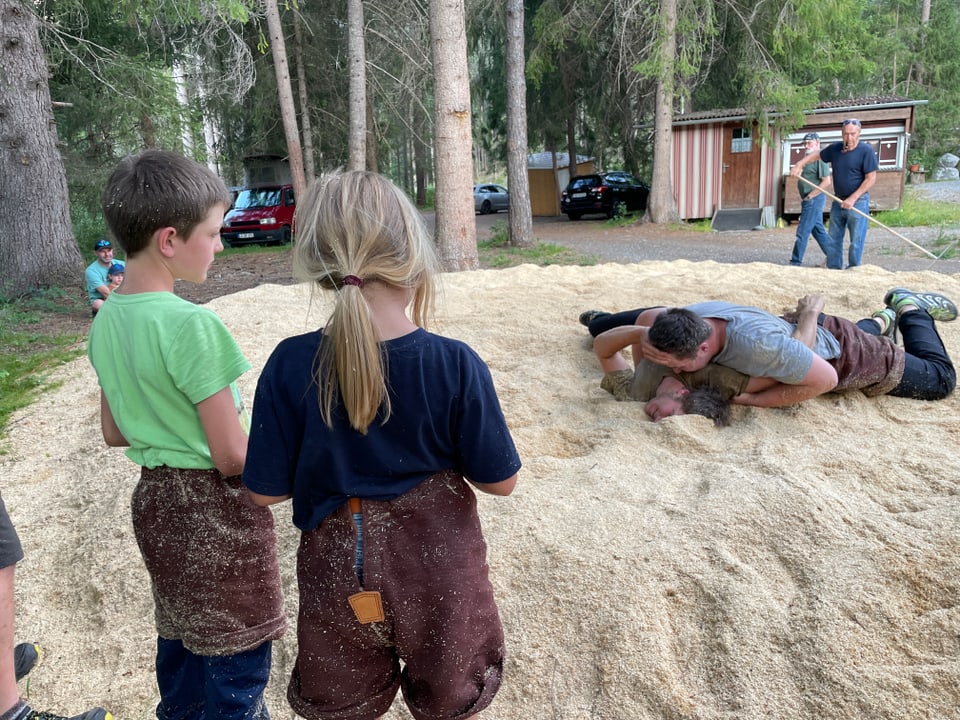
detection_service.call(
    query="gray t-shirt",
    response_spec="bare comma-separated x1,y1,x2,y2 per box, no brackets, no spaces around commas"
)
686,302,841,385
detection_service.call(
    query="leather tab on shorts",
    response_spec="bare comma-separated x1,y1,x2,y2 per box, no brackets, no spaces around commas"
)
348,591,385,624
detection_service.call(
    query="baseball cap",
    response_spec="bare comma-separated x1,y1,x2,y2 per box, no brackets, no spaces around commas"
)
94,239,112,250
802,132,819,142
107,262,125,276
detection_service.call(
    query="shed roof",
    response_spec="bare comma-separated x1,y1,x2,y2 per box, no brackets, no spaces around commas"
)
670,95,927,127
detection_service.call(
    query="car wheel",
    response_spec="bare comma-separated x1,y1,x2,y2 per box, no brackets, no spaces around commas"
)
281,226,292,245
481,200,492,215
566,212,582,221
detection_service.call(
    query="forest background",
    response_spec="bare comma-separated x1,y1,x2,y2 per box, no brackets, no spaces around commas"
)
2,0,960,297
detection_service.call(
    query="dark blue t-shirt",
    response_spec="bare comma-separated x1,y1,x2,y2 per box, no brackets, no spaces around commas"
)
820,141,878,199
243,328,521,531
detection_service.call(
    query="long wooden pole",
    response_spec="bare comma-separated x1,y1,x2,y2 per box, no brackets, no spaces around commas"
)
797,175,938,260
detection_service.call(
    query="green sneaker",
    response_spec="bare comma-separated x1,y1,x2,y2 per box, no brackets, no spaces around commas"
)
872,307,898,341
14,642,40,682
884,288,958,321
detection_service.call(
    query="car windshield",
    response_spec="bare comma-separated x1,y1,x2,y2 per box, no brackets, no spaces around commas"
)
233,189,281,209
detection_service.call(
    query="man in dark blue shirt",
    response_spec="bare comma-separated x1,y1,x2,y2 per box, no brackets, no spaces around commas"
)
791,119,878,269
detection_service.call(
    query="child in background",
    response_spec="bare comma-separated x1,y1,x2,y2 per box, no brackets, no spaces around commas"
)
88,150,285,720
106,263,124,290
242,170,521,720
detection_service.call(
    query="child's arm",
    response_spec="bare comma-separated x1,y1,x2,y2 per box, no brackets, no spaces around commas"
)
247,490,292,506
100,391,129,446
197,387,249,477
469,473,517,497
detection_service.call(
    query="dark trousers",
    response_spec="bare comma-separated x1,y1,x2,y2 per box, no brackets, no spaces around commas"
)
587,309,648,337
857,311,956,399
155,637,272,720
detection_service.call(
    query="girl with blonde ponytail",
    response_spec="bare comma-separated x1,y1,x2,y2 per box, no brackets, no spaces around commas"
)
243,170,521,720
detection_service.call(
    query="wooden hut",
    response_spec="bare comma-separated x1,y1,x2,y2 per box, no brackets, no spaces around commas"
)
669,96,925,223
526,152,595,216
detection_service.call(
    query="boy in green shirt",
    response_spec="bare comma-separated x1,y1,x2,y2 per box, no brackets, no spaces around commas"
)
88,150,285,720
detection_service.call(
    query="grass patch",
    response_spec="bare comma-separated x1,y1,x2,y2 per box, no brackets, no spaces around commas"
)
875,193,960,227
478,221,597,268
666,219,713,232
929,228,960,260
0,289,87,450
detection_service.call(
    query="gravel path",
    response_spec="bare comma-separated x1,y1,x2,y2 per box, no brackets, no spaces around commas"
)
476,180,960,275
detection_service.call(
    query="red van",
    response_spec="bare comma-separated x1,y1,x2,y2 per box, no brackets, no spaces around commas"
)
221,184,295,247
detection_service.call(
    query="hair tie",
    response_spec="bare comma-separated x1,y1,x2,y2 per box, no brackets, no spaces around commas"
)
341,275,364,288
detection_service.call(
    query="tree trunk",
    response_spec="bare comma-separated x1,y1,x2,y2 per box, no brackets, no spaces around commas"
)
647,0,680,224
293,9,316,181
0,0,81,297
347,0,366,171
413,96,429,206
263,0,306,199
365,81,378,173
429,0,477,271
505,0,532,247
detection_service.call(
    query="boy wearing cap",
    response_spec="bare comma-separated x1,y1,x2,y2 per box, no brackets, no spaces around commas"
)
789,132,832,267
87,150,285,720
106,263,124,290
85,240,124,316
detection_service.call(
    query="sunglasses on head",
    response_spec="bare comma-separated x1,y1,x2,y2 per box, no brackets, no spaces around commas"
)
842,119,861,127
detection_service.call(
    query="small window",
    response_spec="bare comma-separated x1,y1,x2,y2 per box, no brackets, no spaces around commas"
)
731,128,753,154
876,137,899,167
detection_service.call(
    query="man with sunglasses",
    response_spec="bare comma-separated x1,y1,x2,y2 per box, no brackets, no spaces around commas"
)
790,118,878,269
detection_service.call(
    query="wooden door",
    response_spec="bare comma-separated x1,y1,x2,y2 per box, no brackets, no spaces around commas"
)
721,123,760,208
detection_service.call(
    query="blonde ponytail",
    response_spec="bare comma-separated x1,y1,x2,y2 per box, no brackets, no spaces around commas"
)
293,170,438,433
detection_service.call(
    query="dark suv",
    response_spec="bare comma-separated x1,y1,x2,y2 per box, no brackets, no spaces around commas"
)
560,171,650,220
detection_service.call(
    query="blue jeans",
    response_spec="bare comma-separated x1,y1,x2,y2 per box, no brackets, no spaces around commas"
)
827,195,869,269
790,193,830,265
155,637,272,720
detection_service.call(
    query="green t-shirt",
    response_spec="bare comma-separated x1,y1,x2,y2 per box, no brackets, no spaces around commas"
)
88,292,251,469
798,159,831,199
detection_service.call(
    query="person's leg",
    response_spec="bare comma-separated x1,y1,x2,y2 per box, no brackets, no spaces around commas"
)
0,565,19,718
155,638,205,720
0,495,24,718
585,308,647,337
890,309,956,399
825,201,845,269
846,197,870,267
855,318,882,336
0,500,108,720
809,193,831,258
790,198,816,265
204,643,272,720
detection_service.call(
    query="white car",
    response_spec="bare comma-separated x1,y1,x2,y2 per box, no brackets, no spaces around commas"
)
473,184,509,215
